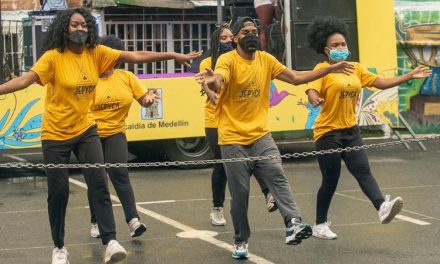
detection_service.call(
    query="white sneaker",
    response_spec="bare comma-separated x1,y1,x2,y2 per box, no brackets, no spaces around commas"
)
104,240,127,264
210,207,226,226
90,223,100,238
378,195,404,224
265,193,278,212
313,222,337,240
52,247,69,264
128,218,147,237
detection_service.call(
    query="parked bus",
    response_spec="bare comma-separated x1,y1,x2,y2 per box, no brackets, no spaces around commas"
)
4,0,434,163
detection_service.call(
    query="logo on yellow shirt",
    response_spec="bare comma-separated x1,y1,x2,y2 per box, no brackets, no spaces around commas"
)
74,67,95,95
239,89,261,98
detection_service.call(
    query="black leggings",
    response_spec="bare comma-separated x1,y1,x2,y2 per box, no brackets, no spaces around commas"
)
88,132,139,224
42,126,116,247
315,126,385,224
205,128,269,207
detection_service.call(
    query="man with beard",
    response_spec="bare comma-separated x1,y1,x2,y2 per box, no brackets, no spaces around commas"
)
195,17,354,259
199,24,277,227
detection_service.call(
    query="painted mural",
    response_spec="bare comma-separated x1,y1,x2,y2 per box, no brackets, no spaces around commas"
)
395,0,440,133
0,89,42,149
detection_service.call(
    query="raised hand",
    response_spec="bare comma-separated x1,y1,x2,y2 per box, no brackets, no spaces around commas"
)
307,89,324,107
195,68,216,85
175,50,203,68
142,90,160,107
330,61,354,75
410,66,432,79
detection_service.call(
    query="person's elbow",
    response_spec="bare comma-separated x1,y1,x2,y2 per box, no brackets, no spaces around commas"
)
289,75,302,86
284,71,302,86
17,73,38,91
118,51,139,64
371,79,387,90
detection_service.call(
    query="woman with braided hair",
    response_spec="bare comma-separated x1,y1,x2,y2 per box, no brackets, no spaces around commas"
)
0,8,200,264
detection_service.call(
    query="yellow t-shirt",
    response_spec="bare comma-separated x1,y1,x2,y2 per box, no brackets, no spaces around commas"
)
214,50,287,145
308,61,377,141
199,57,218,128
92,69,147,138
31,45,122,140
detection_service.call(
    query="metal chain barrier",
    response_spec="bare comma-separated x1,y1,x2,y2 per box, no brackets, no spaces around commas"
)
1,135,439,169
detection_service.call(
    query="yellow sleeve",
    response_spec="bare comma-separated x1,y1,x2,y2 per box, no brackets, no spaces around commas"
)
127,71,147,100
30,50,54,85
357,63,377,87
199,57,212,73
266,53,287,79
214,54,231,86
95,45,123,75
307,63,326,93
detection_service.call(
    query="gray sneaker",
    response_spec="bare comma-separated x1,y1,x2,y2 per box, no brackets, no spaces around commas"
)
285,218,313,245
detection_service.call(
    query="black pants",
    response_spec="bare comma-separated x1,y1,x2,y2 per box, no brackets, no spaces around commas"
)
315,126,385,224
42,126,116,247
205,128,269,208
88,132,139,224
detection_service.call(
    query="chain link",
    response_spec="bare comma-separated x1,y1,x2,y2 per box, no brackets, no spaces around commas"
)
1,135,439,169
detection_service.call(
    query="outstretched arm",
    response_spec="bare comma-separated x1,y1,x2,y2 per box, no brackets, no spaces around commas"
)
0,71,39,95
276,61,354,85
195,68,224,92
118,50,202,68
372,66,432,89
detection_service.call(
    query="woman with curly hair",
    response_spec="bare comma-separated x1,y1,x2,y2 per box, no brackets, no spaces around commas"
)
306,16,431,240
0,8,200,264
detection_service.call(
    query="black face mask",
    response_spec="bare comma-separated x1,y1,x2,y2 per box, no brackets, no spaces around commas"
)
238,33,259,53
68,31,88,45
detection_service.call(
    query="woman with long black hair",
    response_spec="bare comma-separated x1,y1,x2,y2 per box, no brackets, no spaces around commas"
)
0,8,200,264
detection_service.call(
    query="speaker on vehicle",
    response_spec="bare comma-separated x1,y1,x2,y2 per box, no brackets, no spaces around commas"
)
290,19,359,70
290,0,357,20
289,0,358,70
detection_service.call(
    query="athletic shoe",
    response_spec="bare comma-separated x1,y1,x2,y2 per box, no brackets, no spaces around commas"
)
104,240,126,264
285,218,313,245
128,217,147,237
90,223,100,238
210,207,226,226
265,193,278,212
313,222,337,240
378,195,404,224
51,247,69,264
232,242,249,259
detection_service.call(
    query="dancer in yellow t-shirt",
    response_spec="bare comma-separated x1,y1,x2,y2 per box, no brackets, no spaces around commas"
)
199,25,278,228
306,16,431,240
86,35,159,240
195,16,354,259
0,8,200,264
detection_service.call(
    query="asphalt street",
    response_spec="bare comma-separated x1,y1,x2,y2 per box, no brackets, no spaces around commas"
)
0,137,439,264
